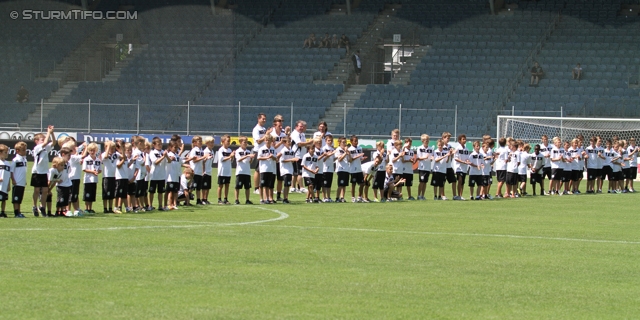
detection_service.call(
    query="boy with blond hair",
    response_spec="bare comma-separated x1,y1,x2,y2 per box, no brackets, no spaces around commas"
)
202,136,216,204
31,125,56,216
416,134,433,201
217,135,234,204
11,142,28,217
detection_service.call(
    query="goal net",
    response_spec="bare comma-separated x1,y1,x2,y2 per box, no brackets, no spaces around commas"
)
496,116,640,144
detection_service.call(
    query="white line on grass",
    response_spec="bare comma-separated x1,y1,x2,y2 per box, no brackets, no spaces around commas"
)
250,225,640,245
0,207,289,231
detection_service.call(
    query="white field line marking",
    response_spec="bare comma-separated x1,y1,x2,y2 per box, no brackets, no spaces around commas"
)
0,207,289,231
250,225,640,245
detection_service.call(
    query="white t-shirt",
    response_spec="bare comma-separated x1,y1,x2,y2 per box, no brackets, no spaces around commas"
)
271,129,287,155
432,149,448,174
627,145,638,167
518,152,530,175
610,150,622,172
313,131,331,147
347,146,362,173
102,152,119,178
12,154,27,187
596,146,605,169
82,156,101,184
416,145,433,172
235,147,252,176
252,124,267,152
148,149,167,181
279,146,296,176
335,148,350,172
203,147,214,176
189,146,205,176
68,154,83,180
402,147,414,175
178,174,193,197
48,167,63,186
468,150,484,176
257,145,276,174
361,161,378,176
115,153,130,180
506,150,520,173
603,148,615,167
530,152,545,173
32,142,53,174
291,130,307,158
301,152,318,178
494,146,509,171
453,146,470,173
322,145,335,173
388,148,404,174
314,147,325,175
620,148,630,169
166,151,181,183
372,149,387,172
217,146,233,177
585,146,600,169
135,152,147,181
59,162,72,187
540,143,552,168
567,147,581,171
0,160,11,193
481,149,493,176
550,146,564,170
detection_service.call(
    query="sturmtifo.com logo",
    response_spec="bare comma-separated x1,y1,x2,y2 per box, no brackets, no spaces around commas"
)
10,10,137,20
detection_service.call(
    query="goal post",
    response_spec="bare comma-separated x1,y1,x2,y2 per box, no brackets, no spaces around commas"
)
496,116,640,144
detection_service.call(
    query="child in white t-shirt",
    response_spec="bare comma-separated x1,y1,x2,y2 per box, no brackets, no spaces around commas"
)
416,134,433,201
217,135,235,205
234,136,254,205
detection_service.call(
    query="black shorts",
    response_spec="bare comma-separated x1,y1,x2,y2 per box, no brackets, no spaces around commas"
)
455,172,466,184
282,174,293,187
323,172,334,188
115,179,129,199
551,168,564,181
149,179,165,194
562,170,572,182
482,175,492,186
11,185,25,204
46,193,52,203
506,172,518,185
193,174,203,190
276,165,284,181
445,168,456,184
304,177,314,187
628,167,637,180
314,175,323,191
218,176,231,185
260,172,275,188
402,173,414,187
373,171,386,190
496,170,507,183
586,168,599,181
83,183,97,202
337,171,350,187
136,180,148,197
418,170,431,184
468,175,484,187
202,174,212,190
351,172,364,185
235,174,252,190
622,168,630,180
614,171,623,181
0,191,7,201
166,181,180,193
71,179,81,202
571,170,582,182
102,177,116,200
542,167,552,180
518,174,527,183
56,186,71,207
530,173,542,185
430,172,445,187
127,182,137,196
293,159,302,176
30,173,48,188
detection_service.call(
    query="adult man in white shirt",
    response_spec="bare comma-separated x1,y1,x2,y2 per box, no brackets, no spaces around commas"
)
252,113,272,194
291,120,314,192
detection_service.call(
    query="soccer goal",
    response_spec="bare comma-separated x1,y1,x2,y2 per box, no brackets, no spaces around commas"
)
496,116,640,143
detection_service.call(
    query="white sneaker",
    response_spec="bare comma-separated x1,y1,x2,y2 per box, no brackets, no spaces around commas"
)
300,188,308,193
290,187,297,193
254,189,261,195
352,197,357,203
458,196,466,200
357,197,363,203
441,196,448,200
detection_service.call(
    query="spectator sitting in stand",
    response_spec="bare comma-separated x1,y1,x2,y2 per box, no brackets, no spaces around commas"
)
530,62,543,86
303,33,317,48
339,34,350,54
330,34,339,48
319,33,330,48
572,63,582,80
16,86,29,103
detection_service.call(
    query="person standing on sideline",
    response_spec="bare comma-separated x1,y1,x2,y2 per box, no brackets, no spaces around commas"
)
352,50,362,85
252,113,272,195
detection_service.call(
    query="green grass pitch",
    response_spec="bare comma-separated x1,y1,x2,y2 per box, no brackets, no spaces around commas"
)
1,166,640,318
